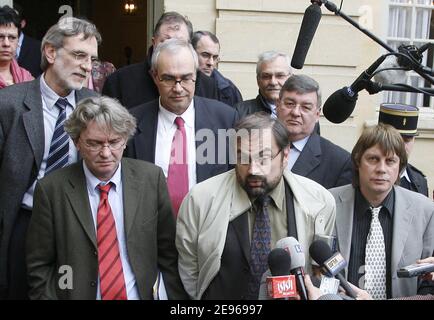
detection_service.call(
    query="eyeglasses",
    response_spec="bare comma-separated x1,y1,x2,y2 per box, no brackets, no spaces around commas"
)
61,47,98,65
158,76,196,87
237,149,282,166
258,73,290,81
0,34,18,42
81,138,126,152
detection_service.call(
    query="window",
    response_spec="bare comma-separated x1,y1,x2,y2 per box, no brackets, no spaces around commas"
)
385,0,433,107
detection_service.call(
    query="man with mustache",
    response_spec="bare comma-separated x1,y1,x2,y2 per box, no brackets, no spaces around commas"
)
276,74,352,189
176,112,336,300
330,124,434,299
0,17,100,299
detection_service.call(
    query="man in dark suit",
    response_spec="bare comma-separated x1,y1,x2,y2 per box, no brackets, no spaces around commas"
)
0,17,100,299
102,11,218,109
126,38,237,216
14,3,43,77
276,75,352,189
192,30,243,107
26,96,186,300
235,51,292,119
378,103,428,197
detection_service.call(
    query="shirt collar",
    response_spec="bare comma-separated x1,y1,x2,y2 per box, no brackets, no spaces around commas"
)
158,98,195,130
83,161,122,196
400,168,411,183
291,135,310,152
355,187,394,218
40,74,76,111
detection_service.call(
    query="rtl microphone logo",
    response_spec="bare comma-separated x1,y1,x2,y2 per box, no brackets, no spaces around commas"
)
267,275,297,299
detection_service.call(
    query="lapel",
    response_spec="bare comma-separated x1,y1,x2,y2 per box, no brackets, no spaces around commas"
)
292,134,321,177
121,159,143,238
65,162,97,249
22,79,45,171
334,186,355,264
134,102,159,163
194,96,211,183
391,187,413,276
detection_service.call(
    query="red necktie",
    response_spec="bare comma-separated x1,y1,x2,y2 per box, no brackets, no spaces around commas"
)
97,183,127,300
167,117,189,217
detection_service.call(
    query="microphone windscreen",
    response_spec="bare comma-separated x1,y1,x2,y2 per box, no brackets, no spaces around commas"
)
268,248,292,276
291,4,322,69
309,240,334,265
323,88,357,123
277,237,306,269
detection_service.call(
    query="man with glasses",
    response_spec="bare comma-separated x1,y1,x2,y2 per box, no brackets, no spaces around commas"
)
126,38,237,216
0,17,100,299
26,96,187,300
235,51,292,119
176,112,336,299
276,75,352,189
192,30,243,107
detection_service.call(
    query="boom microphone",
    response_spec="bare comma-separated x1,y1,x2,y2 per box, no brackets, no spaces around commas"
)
323,54,387,123
291,3,322,69
276,237,308,300
309,240,357,298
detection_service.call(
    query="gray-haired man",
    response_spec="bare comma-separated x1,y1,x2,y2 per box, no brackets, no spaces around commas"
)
0,17,100,299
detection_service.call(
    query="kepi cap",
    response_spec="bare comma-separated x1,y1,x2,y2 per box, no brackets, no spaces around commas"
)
378,103,419,136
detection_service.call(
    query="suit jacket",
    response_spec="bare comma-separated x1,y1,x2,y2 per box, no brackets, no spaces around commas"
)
0,78,97,295
292,133,352,189
126,96,238,183
211,69,242,107
17,34,43,78
235,94,270,119
26,159,187,300
402,163,429,197
102,58,219,109
330,184,434,298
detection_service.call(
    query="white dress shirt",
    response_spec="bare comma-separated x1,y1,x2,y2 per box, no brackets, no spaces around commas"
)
22,75,78,209
287,135,310,171
155,99,197,190
83,161,140,300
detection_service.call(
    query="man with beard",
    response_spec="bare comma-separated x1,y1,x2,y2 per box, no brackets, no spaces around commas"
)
176,112,336,300
0,17,100,299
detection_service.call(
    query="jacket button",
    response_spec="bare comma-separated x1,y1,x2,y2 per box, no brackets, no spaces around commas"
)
94,251,98,256
90,281,96,287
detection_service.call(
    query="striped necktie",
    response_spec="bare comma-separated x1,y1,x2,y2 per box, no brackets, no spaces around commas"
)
97,183,127,300
45,98,70,175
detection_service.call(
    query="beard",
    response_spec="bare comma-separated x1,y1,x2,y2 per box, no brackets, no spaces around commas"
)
238,174,282,198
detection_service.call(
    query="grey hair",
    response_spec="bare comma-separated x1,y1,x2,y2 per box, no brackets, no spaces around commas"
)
235,112,290,150
41,17,102,71
279,74,322,108
256,51,292,77
151,38,199,73
64,96,136,141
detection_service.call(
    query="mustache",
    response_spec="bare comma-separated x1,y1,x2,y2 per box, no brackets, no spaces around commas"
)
246,175,266,183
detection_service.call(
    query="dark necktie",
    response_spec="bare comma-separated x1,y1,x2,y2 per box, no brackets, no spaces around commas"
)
167,117,189,216
247,195,271,299
45,98,69,175
97,183,127,300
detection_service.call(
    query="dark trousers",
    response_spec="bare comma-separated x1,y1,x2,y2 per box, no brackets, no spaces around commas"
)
7,208,31,300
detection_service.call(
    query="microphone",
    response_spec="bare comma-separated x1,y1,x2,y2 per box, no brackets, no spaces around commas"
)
276,237,308,300
397,263,434,278
323,54,387,123
291,2,322,69
309,240,357,299
262,248,298,300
